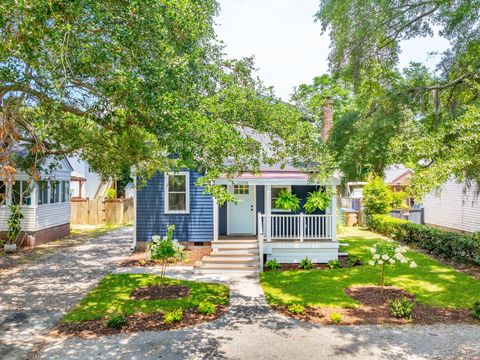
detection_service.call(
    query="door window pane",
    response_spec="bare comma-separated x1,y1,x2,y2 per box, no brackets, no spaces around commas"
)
233,185,249,195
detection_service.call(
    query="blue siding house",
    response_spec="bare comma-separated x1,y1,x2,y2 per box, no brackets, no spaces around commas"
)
134,167,341,270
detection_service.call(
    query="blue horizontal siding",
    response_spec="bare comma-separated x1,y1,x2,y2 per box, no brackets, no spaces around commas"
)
136,171,213,243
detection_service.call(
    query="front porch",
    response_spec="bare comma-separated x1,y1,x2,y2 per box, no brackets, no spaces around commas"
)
202,172,340,271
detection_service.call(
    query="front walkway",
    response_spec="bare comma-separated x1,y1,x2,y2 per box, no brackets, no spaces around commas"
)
40,267,480,360
1,226,479,359
0,226,132,360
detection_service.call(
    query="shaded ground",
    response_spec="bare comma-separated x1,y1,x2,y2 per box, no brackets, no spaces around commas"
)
37,267,480,360
0,224,123,272
0,226,132,360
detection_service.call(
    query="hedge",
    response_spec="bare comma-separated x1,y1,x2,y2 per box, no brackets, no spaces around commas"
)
369,214,480,266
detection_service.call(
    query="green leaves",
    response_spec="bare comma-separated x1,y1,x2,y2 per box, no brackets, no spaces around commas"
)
362,176,393,215
274,189,301,213
304,190,331,213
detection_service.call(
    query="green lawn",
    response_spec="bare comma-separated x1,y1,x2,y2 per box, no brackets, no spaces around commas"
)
260,227,480,310
63,274,230,322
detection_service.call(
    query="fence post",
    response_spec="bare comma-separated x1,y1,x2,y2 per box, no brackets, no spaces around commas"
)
299,212,304,242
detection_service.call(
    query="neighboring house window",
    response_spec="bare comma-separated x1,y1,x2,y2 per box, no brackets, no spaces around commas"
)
50,181,60,203
38,181,49,205
271,185,292,212
12,181,21,205
0,181,6,202
21,181,32,205
164,172,190,214
233,184,249,195
61,181,70,202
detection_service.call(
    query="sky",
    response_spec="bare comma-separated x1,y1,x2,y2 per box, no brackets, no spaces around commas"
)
215,0,451,100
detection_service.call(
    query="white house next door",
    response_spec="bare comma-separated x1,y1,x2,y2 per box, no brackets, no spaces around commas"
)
229,185,255,235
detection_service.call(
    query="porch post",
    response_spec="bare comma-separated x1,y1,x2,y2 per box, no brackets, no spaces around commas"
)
265,184,271,242
331,184,337,241
213,197,219,241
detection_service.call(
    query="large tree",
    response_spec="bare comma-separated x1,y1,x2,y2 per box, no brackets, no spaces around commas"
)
316,0,480,195
0,0,333,202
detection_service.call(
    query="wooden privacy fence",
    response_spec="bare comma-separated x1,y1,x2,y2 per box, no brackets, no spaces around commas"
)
71,198,134,225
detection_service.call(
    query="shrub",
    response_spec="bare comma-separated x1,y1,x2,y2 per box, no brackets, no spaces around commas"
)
7,205,24,245
370,214,480,266
298,257,314,270
106,188,116,199
327,259,342,269
391,191,408,208
363,176,393,216
473,301,480,320
288,304,305,315
330,312,342,324
150,225,185,283
388,298,415,319
368,241,417,288
265,259,280,271
105,314,128,328
198,302,217,315
346,254,363,267
163,309,183,324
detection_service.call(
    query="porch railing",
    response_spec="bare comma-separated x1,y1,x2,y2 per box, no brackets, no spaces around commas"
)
258,213,333,242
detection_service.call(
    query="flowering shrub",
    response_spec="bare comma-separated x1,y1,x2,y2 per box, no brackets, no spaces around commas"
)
150,225,185,283
368,242,417,288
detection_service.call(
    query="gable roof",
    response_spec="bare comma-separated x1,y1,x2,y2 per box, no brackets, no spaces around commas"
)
384,165,413,184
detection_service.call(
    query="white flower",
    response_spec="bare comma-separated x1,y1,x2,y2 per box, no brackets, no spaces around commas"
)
378,260,384,265
409,261,417,268
400,257,408,264
389,259,395,264
394,253,403,260
368,260,375,266
151,235,161,242
373,254,380,260
370,247,376,254
382,254,389,260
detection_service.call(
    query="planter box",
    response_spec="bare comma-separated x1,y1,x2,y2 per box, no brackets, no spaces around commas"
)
4,243,17,252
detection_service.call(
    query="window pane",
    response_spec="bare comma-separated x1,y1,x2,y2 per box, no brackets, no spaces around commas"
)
0,181,6,202
234,185,249,194
168,193,186,211
168,175,186,192
54,181,60,203
12,181,21,205
22,181,32,205
38,181,48,205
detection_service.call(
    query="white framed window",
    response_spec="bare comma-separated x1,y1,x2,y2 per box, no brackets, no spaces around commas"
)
270,185,292,212
164,172,190,214
37,181,49,205
233,184,249,195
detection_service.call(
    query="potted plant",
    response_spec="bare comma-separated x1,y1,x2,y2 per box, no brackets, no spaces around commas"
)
303,189,331,213
5,205,24,252
274,189,300,212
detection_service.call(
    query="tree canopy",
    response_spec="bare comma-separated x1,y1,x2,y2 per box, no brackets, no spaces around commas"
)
314,0,480,196
0,0,334,202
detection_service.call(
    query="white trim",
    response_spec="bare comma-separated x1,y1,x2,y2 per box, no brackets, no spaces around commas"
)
227,184,256,235
267,185,292,212
164,171,190,214
215,177,340,186
213,197,219,241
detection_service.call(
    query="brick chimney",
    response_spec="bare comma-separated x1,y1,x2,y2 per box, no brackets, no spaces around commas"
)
322,97,333,142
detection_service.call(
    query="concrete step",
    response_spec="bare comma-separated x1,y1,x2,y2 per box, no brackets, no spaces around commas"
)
202,257,259,266
213,245,259,252
195,264,260,274
209,253,259,260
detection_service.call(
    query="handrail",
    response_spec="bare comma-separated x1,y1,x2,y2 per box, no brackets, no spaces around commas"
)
257,212,264,271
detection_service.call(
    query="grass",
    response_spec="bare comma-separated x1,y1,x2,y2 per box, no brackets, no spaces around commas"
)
260,227,480,310
62,274,230,322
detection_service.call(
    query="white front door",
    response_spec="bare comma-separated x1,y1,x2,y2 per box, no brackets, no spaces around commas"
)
229,185,255,234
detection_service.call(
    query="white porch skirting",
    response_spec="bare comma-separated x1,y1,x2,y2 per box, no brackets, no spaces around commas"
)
264,241,339,263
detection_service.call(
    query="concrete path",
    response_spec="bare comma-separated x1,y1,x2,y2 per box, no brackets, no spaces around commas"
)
38,267,480,360
0,226,132,360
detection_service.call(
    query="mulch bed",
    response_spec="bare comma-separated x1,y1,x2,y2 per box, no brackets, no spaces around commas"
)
52,306,227,338
264,256,352,271
131,285,190,300
119,247,211,267
276,286,479,325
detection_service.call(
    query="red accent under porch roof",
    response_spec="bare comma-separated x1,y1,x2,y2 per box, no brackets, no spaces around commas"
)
221,171,309,180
